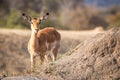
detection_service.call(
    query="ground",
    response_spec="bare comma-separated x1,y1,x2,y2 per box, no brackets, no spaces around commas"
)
0,28,105,79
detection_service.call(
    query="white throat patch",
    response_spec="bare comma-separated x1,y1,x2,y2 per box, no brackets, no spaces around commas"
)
31,24,38,33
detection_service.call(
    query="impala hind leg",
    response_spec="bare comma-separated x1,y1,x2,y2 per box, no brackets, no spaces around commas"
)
50,51,55,62
39,53,45,64
45,53,52,62
53,42,60,61
53,49,58,61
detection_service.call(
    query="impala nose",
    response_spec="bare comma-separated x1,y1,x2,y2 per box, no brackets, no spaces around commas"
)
35,29,39,33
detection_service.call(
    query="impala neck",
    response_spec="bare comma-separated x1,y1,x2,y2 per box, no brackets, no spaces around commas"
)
30,27,39,50
31,30,37,39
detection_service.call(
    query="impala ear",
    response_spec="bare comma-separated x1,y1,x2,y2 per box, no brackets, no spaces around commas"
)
22,13,31,22
40,12,49,21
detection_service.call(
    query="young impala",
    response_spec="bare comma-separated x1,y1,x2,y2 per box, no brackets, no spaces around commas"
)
22,13,61,69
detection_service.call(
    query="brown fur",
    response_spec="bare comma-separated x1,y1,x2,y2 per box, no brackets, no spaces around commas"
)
28,27,61,68
37,27,61,45
23,13,61,69
38,28,61,62
32,18,40,29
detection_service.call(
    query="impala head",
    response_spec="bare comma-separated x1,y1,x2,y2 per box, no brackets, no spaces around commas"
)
22,13,49,33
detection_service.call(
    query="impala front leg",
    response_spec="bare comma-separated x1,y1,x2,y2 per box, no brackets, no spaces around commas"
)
30,55,35,69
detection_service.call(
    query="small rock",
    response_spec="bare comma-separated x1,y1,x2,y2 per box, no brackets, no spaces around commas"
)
2,76,45,80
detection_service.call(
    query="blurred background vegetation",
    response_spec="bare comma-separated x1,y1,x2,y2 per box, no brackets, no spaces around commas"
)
0,0,120,30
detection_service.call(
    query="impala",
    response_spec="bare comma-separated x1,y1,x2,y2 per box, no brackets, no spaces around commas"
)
22,13,61,69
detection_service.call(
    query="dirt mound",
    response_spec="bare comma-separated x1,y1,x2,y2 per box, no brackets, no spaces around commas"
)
33,28,120,80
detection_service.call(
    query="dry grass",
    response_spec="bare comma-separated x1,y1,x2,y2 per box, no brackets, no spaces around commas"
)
0,28,103,78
